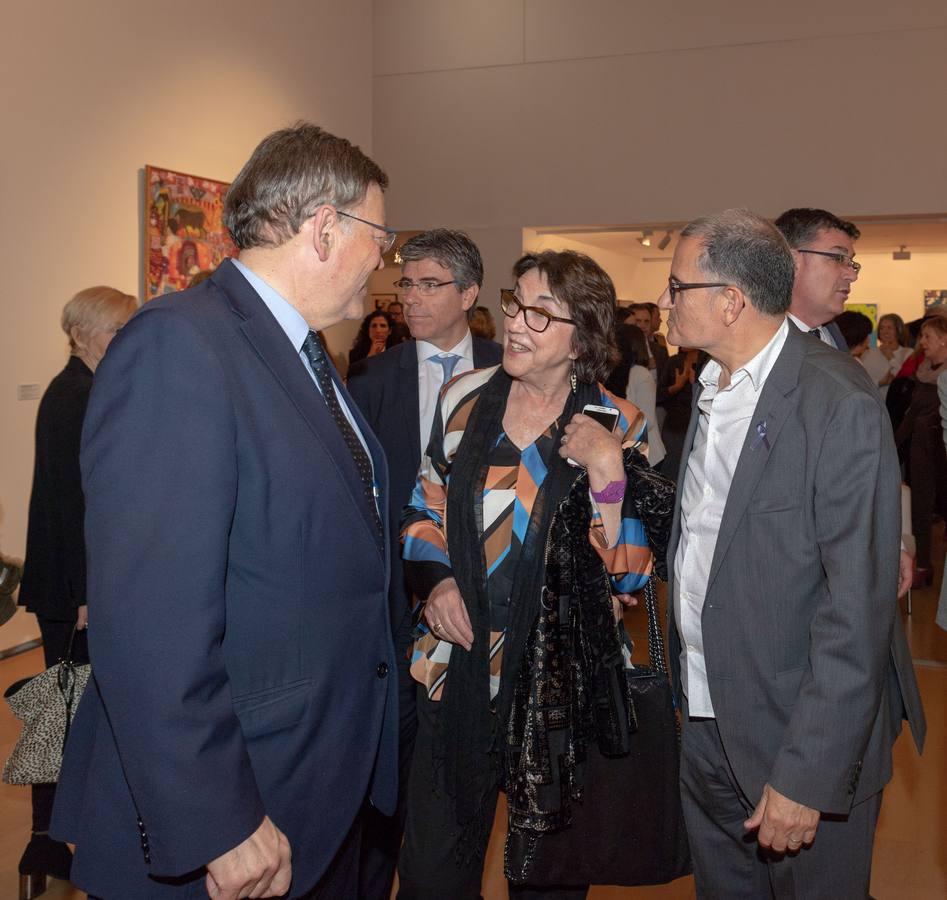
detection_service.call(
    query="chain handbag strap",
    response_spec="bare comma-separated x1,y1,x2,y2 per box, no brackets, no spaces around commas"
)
643,574,667,675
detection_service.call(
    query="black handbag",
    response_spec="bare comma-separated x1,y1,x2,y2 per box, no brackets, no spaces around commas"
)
505,576,691,888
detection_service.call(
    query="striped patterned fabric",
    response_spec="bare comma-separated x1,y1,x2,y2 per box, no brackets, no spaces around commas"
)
403,365,653,701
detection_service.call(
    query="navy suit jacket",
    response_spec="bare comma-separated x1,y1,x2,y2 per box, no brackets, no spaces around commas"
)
347,337,503,629
52,260,398,898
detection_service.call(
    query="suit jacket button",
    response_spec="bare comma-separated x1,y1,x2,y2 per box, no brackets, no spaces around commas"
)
377,662,389,678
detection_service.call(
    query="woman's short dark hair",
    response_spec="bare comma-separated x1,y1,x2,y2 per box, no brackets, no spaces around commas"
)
620,323,649,367
833,310,873,350
512,250,617,383
224,122,388,250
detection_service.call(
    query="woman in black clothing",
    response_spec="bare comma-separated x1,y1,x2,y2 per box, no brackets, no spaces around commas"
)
17,285,137,894
896,315,947,588
348,309,397,366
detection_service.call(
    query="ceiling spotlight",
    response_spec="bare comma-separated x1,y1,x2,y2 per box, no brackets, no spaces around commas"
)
657,231,672,251
637,229,653,248
393,248,403,265
892,245,911,261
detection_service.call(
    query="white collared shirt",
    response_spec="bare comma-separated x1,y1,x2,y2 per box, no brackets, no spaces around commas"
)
417,331,474,453
788,312,837,348
674,319,789,717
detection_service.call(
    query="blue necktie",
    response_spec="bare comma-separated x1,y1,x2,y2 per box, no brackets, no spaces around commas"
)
431,353,460,385
302,331,383,539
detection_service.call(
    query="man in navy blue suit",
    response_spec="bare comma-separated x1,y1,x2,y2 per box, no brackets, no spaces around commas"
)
52,124,399,899
347,229,502,899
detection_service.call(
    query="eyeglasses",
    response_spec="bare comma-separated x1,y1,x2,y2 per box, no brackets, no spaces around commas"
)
393,278,458,295
336,210,398,253
499,289,576,333
666,276,729,304
797,248,861,273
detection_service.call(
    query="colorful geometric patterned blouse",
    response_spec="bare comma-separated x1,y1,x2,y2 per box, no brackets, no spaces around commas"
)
402,365,653,701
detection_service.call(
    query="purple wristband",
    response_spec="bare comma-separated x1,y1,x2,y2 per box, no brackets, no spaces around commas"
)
590,477,626,504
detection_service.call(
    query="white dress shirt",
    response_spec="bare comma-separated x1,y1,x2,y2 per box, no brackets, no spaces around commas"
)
788,312,837,348
674,319,789,717
417,332,474,452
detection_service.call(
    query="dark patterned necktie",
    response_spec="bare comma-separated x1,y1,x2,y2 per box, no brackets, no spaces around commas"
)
302,331,383,539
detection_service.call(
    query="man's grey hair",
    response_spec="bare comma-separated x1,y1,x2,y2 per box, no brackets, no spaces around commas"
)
398,229,483,290
680,209,794,316
224,122,388,250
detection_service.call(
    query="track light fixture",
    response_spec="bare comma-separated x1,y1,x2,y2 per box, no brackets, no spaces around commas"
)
637,229,653,248
657,230,672,251
892,245,911,261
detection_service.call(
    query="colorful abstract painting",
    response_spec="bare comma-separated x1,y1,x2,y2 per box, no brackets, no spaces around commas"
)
924,290,947,312
144,165,237,300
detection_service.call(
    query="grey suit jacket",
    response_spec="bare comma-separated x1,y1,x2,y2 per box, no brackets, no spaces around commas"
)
668,322,925,814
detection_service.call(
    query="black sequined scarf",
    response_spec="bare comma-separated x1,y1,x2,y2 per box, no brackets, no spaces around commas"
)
504,452,643,846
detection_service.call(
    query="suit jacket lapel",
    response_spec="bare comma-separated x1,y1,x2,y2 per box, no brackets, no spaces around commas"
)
214,260,386,559
704,324,806,594
399,342,422,464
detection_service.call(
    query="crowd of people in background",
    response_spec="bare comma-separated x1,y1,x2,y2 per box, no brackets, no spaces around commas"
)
4,122,944,900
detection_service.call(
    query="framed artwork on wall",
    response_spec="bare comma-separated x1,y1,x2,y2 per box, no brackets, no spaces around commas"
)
924,290,947,312
144,165,237,300
373,293,398,311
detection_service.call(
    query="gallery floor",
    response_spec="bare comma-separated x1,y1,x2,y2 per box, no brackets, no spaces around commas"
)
1,525,944,899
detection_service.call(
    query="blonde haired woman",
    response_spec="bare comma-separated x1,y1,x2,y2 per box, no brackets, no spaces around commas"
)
18,286,137,894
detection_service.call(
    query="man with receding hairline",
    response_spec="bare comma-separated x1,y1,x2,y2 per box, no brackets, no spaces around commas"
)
660,208,924,899
52,123,399,900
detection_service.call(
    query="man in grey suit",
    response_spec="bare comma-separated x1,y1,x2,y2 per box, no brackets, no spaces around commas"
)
775,207,916,600
659,209,925,898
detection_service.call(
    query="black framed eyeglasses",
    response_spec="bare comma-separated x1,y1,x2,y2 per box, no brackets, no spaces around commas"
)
393,278,458,295
336,210,398,253
667,275,729,304
499,289,576,333
797,248,861,273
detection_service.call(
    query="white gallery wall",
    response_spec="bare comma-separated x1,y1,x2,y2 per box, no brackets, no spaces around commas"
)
373,0,947,321
0,0,374,649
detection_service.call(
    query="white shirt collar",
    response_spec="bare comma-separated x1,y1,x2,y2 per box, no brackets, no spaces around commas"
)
416,330,473,363
787,312,819,334
699,318,789,393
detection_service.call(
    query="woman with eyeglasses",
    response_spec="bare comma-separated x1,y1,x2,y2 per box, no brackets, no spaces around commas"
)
17,286,137,896
397,251,658,899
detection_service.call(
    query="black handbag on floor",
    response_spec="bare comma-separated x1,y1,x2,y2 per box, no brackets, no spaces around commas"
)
505,576,691,887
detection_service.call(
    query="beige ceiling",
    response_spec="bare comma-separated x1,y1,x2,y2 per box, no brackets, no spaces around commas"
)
532,215,947,261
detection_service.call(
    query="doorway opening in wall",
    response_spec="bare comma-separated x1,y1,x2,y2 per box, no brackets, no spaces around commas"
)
523,213,947,350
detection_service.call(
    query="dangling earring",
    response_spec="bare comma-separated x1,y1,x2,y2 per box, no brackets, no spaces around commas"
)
570,366,577,394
